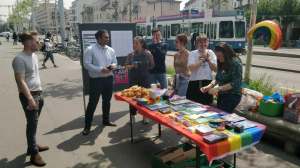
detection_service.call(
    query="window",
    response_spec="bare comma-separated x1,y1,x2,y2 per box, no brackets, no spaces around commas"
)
235,21,245,38
219,21,234,38
181,24,189,35
147,25,152,36
171,24,180,36
191,23,200,34
166,25,171,38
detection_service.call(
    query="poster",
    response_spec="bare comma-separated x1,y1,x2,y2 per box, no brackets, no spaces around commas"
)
81,31,97,54
111,31,133,57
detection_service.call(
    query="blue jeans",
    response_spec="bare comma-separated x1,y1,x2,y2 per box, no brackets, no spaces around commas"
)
175,74,189,96
149,73,168,89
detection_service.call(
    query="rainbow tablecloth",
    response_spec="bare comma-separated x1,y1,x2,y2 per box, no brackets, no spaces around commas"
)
115,93,266,163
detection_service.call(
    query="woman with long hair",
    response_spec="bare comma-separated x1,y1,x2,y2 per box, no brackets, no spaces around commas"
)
201,43,243,113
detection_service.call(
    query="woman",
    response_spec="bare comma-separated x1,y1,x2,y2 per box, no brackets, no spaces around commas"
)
174,34,190,96
187,34,217,104
125,36,155,116
201,43,243,113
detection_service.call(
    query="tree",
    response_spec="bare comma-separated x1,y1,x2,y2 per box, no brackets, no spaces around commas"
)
7,0,33,32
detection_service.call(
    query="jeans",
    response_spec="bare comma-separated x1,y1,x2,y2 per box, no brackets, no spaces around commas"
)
149,73,168,89
175,74,189,97
217,93,242,113
85,76,113,130
19,92,44,155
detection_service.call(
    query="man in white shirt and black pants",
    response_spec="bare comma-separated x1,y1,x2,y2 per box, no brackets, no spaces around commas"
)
82,29,118,135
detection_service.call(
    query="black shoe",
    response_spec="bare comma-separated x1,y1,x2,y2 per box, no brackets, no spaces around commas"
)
82,128,90,136
103,122,117,127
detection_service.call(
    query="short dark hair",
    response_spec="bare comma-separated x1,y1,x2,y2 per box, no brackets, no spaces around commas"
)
19,33,34,43
152,28,160,35
95,29,108,39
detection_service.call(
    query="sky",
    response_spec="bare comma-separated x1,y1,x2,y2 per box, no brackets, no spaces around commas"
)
0,0,188,21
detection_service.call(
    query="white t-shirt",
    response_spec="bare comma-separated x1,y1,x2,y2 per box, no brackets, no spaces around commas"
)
188,49,217,81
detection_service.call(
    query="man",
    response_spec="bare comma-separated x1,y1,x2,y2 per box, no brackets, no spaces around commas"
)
82,29,118,135
148,28,168,89
13,32,18,45
42,38,57,68
12,33,49,167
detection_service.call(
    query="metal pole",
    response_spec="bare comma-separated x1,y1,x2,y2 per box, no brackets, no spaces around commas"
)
244,0,257,83
58,0,66,46
31,0,37,31
129,0,132,22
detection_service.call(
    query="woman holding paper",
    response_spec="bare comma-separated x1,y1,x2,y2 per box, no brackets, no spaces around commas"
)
200,43,243,113
125,36,155,116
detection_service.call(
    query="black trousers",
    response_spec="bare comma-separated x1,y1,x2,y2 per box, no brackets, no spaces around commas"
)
186,80,213,105
43,51,55,64
85,76,113,129
217,93,242,113
19,92,44,155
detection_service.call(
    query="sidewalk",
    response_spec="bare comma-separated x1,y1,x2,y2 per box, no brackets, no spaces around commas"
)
0,40,300,168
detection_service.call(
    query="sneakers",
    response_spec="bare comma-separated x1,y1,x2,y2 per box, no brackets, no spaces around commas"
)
30,153,46,167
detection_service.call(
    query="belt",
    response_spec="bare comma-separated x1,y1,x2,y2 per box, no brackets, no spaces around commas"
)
30,91,42,96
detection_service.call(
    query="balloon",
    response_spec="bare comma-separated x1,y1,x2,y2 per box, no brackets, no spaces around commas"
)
247,20,282,50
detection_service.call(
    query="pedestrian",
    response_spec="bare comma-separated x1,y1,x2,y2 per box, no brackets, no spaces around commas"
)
6,33,10,42
125,36,154,121
191,32,199,51
148,28,168,89
187,34,217,105
174,34,190,96
13,32,18,45
82,29,118,135
42,38,57,68
201,43,243,113
12,32,49,167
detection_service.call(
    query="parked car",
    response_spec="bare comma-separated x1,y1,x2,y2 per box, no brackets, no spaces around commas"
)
0,32,12,37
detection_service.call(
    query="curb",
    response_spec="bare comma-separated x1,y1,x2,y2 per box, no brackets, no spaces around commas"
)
242,64,300,73
253,51,300,58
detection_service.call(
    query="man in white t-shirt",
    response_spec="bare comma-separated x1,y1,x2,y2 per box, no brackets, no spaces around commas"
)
187,34,217,105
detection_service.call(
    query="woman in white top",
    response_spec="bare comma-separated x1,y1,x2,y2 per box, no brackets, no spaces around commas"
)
187,34,217,105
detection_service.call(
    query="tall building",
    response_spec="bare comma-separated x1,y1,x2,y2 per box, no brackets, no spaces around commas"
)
79,0,181,23
33,2,70,34
184,0,250,11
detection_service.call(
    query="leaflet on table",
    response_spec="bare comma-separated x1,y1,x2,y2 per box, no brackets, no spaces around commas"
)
234,120,257,129
221,113,246,123
145,102,170,111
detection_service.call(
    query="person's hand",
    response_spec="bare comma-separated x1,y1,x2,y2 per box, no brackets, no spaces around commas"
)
27,98,38,110
200,85,212,93
208,87,220,96
125,64,135,70
101,68,111,74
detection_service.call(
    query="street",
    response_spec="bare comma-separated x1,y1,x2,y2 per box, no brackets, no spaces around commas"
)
0,40,300,168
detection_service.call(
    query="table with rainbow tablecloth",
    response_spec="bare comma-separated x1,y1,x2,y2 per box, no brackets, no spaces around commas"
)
114,93,266,167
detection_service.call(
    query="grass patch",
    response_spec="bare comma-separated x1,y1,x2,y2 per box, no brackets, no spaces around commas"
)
247,74,275,96
166,66,175,76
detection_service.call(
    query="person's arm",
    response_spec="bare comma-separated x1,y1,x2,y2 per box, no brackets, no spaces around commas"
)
188,52,204,71
125,53,135,70
12,58,37,110
145,50,155,69
207,51,217,72
219,61,242,92
83,46,104,73
110,49,118,69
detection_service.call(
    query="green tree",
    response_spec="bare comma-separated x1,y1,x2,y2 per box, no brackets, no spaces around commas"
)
7,0,33,31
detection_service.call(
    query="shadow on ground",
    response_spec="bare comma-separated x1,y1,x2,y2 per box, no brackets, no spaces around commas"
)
0,154,31,168
54,111,128,152
43,78,83,100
